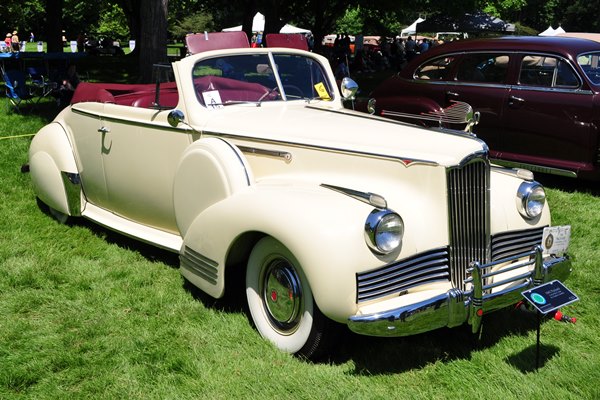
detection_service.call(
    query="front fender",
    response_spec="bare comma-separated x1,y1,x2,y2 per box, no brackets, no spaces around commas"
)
29,122,81,216
180,182,384,322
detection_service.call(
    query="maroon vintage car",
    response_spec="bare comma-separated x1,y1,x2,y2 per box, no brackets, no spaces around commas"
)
367,36,600,180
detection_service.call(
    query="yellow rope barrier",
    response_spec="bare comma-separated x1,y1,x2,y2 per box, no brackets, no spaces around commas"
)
0,133,36,140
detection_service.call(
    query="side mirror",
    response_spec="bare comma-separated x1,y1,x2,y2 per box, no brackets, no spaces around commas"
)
167,109,185,127
340,77,359,100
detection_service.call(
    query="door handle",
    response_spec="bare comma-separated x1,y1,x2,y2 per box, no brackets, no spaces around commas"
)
446,91,459,98
508,95,524,108
98,126,110,133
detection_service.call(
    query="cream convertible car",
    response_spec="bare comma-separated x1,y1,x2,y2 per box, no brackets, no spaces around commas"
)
29,46,571,359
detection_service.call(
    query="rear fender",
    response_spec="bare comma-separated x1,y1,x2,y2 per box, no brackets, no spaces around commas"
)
29,123,81,216
173,137,254,237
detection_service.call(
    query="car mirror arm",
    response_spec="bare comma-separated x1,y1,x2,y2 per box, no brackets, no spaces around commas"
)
167,109,201,136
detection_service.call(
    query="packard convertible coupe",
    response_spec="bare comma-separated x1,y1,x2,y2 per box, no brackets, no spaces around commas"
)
29,36,571,359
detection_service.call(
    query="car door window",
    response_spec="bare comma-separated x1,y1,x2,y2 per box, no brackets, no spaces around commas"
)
519,55,579,88
577,51,600,85
414,56,457,80
456,53,509,83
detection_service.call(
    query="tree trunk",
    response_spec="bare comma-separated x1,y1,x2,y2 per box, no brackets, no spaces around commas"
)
44,0,64,53
138,0,169,83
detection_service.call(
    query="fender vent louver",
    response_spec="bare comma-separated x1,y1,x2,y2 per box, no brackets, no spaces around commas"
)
180,246,219,284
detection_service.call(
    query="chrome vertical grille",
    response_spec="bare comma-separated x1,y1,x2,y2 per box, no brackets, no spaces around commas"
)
447,158,490,290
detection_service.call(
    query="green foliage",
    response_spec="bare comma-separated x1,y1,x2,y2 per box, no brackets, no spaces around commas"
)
333,4,406,36
335,7,364,34
512,21,538,35
170,12,214,39
91,3,131,41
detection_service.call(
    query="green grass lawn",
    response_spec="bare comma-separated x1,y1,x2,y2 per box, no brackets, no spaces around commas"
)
1,96,600,399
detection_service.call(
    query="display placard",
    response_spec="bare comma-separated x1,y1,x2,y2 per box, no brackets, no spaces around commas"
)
542,225,570,256
522,280,578,314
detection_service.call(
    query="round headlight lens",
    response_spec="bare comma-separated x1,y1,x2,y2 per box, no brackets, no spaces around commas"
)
517,182,546,219
365,210,404,254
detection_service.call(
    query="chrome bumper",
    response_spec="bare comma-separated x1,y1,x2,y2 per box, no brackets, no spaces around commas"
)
347,246,572,337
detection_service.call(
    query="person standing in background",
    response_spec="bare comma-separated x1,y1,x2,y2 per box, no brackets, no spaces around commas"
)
11,31,20,51
30,32,34,42
5,33,12,51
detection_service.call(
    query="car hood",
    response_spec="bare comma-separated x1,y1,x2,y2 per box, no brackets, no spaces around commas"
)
198,102,487,167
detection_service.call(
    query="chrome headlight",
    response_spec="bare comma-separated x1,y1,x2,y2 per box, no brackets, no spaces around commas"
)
517,181,546,219
364,209,404,254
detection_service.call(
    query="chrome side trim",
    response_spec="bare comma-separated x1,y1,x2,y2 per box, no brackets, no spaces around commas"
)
237,145,292,163
212,132,440,168
61,171,82,216
71,107,191,134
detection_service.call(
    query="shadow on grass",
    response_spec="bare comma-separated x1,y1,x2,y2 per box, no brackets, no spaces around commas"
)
332,306,546,374
505,343,560,374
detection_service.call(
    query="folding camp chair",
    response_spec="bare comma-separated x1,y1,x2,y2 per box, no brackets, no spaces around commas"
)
27,66,56,100
3,69,35,112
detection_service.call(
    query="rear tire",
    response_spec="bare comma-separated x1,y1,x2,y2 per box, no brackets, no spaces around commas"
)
246,237,333,359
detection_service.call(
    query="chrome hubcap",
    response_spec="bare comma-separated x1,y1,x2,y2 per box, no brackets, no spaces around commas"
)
262,258,302,333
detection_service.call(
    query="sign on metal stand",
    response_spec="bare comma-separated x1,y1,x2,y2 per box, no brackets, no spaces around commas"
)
521,280,578,370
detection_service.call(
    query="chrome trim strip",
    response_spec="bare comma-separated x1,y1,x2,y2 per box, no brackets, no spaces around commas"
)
61,171,82,216
321,184,387,209
490,159,578,178
215,139,252,186
509,85,592,95
237,145,292,163
71,107,190,134
211,131,440,168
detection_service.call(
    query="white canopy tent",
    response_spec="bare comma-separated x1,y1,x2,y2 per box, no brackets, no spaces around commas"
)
401,17,425,37
222,12,311,34
539,26,566,36
539,26,556,36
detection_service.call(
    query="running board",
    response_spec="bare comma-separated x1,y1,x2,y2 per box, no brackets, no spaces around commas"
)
82,202,183,253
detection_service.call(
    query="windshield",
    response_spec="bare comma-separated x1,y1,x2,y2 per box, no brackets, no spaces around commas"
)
577,51,600,85
192,53,334,107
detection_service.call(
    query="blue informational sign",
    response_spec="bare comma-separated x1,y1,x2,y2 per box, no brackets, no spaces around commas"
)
522,280,578,314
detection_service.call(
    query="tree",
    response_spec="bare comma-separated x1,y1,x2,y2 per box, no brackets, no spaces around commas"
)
138,0,169,82
170,12,214,39
45,0,64,52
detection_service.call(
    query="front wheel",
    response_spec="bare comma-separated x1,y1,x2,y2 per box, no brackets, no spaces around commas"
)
246,237,334,359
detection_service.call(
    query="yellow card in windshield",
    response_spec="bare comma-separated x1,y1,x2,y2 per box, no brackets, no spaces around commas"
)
314,82,331,100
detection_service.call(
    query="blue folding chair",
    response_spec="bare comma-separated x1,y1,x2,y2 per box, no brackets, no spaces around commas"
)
27,66,56,99
3,69,35,112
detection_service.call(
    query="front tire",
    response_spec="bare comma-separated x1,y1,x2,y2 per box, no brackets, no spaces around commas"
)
246,237,332,359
